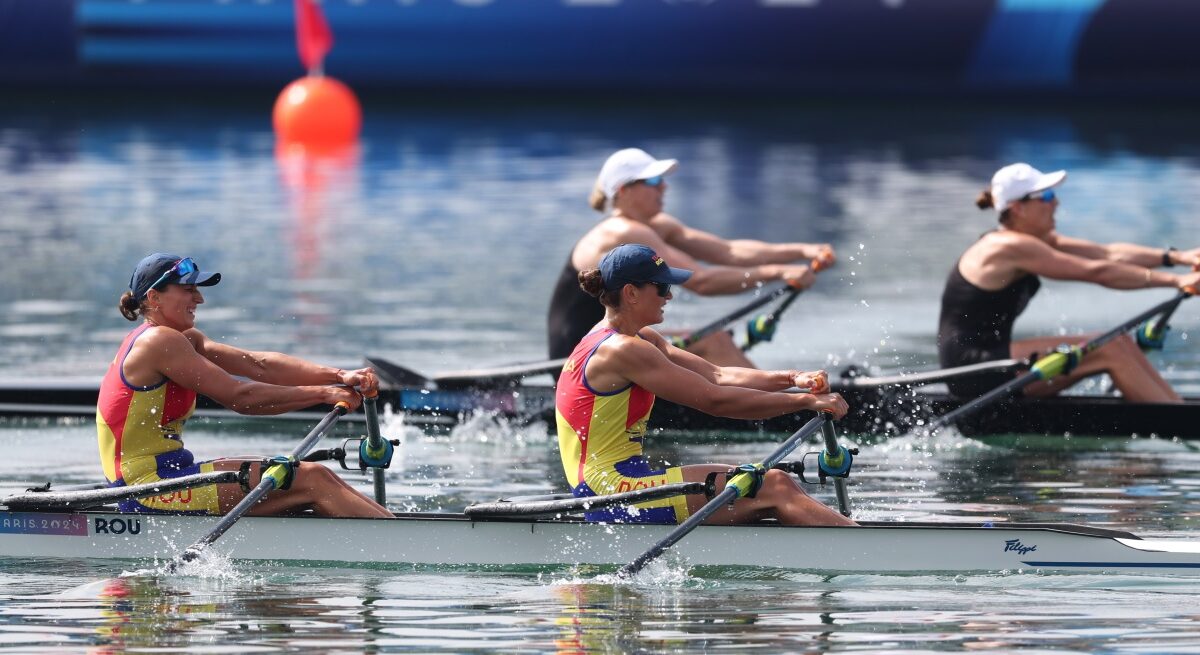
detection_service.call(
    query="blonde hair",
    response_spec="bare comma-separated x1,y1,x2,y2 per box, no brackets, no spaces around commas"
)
588,184,608,213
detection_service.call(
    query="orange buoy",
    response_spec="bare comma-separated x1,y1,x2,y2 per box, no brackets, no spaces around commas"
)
272,75,361,146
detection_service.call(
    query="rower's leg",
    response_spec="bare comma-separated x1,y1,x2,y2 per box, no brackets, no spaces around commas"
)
686,331,757,368
680,465,855,526
1013,335,1181,403
211,460,393,518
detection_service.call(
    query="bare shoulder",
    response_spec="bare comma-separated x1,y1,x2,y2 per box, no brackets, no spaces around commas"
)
647,212,685,232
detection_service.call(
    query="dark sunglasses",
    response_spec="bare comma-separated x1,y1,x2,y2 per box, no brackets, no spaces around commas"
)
146,257,197,295
649,282,672,298
1021,189,1056,203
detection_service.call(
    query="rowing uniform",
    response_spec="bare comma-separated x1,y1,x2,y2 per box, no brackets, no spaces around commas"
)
937,255,1041,398
554,327,691,524
95,323,221,514
547,254,605,360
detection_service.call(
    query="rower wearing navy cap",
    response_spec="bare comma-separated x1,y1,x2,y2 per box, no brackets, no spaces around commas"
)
555,244,855,527
938,163,1200,402
96,253,392,518
547,147,836,367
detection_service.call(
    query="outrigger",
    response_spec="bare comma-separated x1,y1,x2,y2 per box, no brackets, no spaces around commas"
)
2,409,1199,576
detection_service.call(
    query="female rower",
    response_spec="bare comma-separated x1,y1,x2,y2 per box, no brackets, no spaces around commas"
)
96,253,392,518
555,243,855,527
547,147,836,367
937,163,1200,402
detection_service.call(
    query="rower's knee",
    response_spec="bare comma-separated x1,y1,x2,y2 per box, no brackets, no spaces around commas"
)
294,462,338,491
761,469,803,498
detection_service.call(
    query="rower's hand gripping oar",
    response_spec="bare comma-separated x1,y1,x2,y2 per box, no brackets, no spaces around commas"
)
928,290,1195,433
618,413,843,578
677,253,831,351
743,250,833,351
1137,265,1199,351
168,401,351,571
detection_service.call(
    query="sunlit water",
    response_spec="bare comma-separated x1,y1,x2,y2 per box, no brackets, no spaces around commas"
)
2,93,1200,651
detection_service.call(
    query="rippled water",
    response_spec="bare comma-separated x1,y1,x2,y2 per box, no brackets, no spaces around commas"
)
2,92,1200,651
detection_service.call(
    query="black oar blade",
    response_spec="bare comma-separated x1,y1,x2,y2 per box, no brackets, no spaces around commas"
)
364,356,431,388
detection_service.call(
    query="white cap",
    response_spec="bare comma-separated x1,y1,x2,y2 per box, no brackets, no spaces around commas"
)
597,148,678,200
990,163,1067,212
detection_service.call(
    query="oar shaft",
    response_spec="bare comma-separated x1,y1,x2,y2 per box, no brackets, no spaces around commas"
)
177,403,348,564
363,395,387,505
821,419,851,517
683,285,793,347
619,414,827,577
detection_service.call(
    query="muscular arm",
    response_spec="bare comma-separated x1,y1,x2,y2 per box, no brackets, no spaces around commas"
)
588,334,840,420
1051,233,1173,268
190,331,343,386
640,327,797,390
144,329,350,415
1008,234,1179,289
641,230,810,295
654,213,830,266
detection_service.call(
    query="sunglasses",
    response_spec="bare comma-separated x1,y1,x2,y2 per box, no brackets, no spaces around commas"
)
648,282,672,298
1021,189,1056,203
145,257,197,297
626,175,664,189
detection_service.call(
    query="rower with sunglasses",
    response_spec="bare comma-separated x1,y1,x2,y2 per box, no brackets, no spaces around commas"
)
96,253,392,518
547,147,835,368
938,163,1200,402
555,244,854,527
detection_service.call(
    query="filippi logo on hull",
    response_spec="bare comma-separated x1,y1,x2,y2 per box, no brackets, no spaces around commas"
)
1004,538,1037,555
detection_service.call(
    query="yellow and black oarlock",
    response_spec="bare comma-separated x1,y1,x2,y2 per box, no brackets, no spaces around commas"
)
618,413,840,578
927,290,1193,434
168,401,350,571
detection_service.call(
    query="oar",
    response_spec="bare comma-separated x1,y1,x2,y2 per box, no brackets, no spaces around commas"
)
834,358,1026,390
618,413,831,578
464,482,705,517
169,401,350,570
678,256,830,350
361,393,389,505
742,286,805,351
927,291,1192,433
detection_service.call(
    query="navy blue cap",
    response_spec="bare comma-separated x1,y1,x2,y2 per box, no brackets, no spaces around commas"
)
599,244,693,291
130,253,221,301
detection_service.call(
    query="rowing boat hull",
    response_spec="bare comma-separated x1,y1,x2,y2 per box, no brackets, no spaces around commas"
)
4,379,1200,438
393,385,1200,439
1,510,1197,575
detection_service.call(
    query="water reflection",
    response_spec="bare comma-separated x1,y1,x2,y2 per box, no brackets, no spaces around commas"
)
3,96,1200,386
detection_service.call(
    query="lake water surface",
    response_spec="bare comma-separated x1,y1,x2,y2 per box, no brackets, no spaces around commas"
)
1,92,1200,651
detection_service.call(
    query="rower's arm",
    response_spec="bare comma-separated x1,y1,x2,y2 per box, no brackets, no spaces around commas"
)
615,221,815,295
611,337,844,420
643,327,810,391
1052,233,1174,268
656,213,833,266
153,329,352,415
1010,235,1180,289
190,331,378,397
